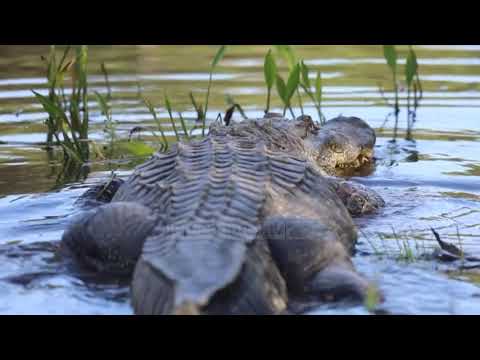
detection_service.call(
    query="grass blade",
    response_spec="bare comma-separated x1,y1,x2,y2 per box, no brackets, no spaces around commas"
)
286,63,300,102
405,48,417,87
274,45,296,70
383,45,397,72
211,45,226,68
143,97,169,150
264,49,277,89
276,74,287,105
315,71,322,104
300,60,311,88
164,93,180,141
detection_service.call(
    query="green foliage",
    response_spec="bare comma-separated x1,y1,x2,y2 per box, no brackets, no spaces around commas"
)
298,60,325,124
143,97,169,151
264,49,277,89
300,60,310,89
286,63,300,102
274,45,297,70
383,45,397,73
117,141,155,157
101,62,112,100
164,93,181,141
94,91,116,159
203,45,226,136
315,71,322,104
405,49,417,87
211,45,226,68
381,45,400,140
264,49,277,113
275,74,288,108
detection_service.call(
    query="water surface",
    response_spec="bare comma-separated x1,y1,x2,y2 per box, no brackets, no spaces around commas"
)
0,45,479,314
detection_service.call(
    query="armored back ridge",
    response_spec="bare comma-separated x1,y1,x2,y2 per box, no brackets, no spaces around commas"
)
62,114,386,314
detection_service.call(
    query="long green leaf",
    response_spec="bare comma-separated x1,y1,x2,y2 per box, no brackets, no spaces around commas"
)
405,48,417,87
47,46,57,89
189,92,203,120
143,97,168,150
164,93,180,141
383,45,397,72
286,63,300,102
264,49,277,89
178,112,190,139
94,91,110,117
32,90,63,118
300,60,311,88
211,45,226,68
315,71,322,103
276,75,288,104
275,45,296,70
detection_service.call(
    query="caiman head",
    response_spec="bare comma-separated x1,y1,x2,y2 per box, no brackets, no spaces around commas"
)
290,115,377,175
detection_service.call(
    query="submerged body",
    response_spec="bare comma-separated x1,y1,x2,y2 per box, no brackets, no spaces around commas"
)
62,114,385,314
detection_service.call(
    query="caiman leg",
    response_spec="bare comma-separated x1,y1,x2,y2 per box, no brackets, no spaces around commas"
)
326,178,385,217
61,202,157,277
262,216,370,304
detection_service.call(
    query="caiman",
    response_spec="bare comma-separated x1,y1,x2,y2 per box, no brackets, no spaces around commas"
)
61,114,385,315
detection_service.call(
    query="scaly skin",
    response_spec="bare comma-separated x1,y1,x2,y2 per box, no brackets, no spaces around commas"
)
61,114,385,314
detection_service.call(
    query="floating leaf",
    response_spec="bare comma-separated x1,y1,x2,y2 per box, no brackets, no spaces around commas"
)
264,49,277,89
300,60,311,88
276,74,287,104
286,63,300,102
383,45,397,72
315,71,322,103
211,45,226,68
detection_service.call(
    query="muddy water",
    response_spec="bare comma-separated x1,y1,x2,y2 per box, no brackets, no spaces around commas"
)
0,45,479,314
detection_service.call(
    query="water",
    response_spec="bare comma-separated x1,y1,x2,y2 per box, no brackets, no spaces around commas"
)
0,45,479,315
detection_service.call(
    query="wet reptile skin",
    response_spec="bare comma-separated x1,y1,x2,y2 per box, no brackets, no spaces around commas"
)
62,115,385,315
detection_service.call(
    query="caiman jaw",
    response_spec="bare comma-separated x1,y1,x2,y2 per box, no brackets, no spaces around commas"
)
335,153,373,169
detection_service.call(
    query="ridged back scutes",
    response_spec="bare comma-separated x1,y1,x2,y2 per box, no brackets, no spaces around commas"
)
112,146,179,213
210,118,307,156
265,146,317,197
141,132,269,310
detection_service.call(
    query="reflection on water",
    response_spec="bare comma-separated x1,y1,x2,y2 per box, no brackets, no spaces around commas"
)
0,45,479,314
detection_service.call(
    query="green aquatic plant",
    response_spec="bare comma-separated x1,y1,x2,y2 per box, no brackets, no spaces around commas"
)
101,62,112,101
405,46,423,140
299,60,326,124
382,45,400,140
164,93,181,141
202,45,226,136
274,45,305,116
225,94,248,120
276,63,301,118
263,49,277,114
94,91,116,159
34,45,91,162
142,97,169,151
379,45,423,141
